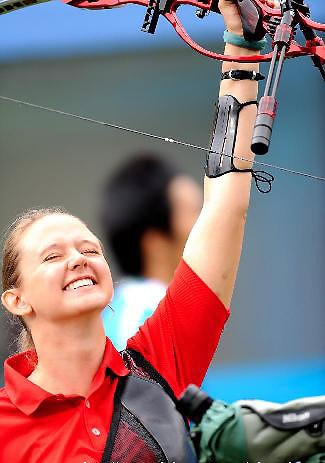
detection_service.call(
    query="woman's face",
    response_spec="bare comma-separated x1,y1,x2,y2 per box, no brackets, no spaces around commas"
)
17,214,113,324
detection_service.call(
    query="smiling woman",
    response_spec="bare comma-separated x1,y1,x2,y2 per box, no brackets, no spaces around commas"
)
2,208,112,352
1,207,76,354
1,208,115,395
0,1,268,461
0,204,232,463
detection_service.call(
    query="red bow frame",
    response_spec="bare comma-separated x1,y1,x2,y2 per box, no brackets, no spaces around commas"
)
61,0,325,63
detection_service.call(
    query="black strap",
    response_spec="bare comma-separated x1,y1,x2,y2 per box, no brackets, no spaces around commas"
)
221,70,265,81
240,100,258,108
233,168,274,193
125,349,191,431
125,349,178,405
100,374,129,463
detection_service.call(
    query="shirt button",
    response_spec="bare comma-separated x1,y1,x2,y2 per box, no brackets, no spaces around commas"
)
85,400,90,408
91,428,101,436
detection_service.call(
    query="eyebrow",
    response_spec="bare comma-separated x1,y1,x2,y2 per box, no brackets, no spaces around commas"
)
39,239,101,257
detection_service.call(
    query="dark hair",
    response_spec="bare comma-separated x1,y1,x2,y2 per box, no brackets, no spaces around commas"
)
101,152,180,276
1,207,76,355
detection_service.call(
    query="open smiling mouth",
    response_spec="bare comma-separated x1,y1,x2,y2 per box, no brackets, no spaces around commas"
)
63,278,97,291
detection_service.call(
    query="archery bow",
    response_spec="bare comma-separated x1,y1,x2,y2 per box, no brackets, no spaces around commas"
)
58,0,325,156
1,0,324,185
57,0,325,63
3,0,324,65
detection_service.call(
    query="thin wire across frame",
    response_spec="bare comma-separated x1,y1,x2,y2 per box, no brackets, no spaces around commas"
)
0,94,324,183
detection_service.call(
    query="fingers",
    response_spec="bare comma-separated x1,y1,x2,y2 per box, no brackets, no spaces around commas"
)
259,0,280,8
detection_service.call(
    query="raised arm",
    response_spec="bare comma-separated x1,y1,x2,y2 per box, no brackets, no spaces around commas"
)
183,0,272,307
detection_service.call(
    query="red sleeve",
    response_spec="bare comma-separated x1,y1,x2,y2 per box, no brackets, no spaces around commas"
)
126,259,230,397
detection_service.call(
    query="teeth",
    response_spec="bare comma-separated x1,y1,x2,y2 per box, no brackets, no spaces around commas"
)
65,278,94,291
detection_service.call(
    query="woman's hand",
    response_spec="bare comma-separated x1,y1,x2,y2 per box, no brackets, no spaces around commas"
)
218,0,243,36
218,0,279,36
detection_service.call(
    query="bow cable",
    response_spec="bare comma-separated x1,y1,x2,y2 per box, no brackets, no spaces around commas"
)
1,94,324,184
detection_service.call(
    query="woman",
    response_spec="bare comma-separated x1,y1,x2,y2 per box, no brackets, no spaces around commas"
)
0,1,274,461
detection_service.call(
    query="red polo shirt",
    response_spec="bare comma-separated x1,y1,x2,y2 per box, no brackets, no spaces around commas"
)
0,260,229,463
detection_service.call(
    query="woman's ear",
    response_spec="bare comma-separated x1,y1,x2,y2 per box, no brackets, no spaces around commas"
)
1,289,32,316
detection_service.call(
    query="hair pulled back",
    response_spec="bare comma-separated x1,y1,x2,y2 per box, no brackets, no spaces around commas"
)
1,207,72,355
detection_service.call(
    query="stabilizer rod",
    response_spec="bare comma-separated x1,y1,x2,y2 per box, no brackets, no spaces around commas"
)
251,4,295,155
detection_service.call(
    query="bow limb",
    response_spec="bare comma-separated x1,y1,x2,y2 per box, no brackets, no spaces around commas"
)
64,0,147,8
297,11,325,32
0,0,50,15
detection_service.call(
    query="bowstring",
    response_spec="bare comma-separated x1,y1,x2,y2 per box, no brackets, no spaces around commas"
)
1,94,325,184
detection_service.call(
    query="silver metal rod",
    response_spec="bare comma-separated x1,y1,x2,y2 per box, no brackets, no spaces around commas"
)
272,46,286,97
264,44,278,97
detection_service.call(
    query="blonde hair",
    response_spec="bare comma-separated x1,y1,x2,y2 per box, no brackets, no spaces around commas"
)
1,207,74,356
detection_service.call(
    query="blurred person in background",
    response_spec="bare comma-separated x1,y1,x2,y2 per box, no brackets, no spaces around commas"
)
100,153,203,350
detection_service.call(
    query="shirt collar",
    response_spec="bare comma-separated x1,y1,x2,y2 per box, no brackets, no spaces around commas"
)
4,337,130,416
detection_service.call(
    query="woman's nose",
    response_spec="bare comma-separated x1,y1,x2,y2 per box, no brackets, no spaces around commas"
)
67,252,87,270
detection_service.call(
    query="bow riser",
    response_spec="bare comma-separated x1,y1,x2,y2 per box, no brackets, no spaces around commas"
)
64,0,324,64
4,0,322,65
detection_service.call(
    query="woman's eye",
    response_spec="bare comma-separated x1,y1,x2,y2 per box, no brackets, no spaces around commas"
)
83,249,99,255
44,255,59,262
